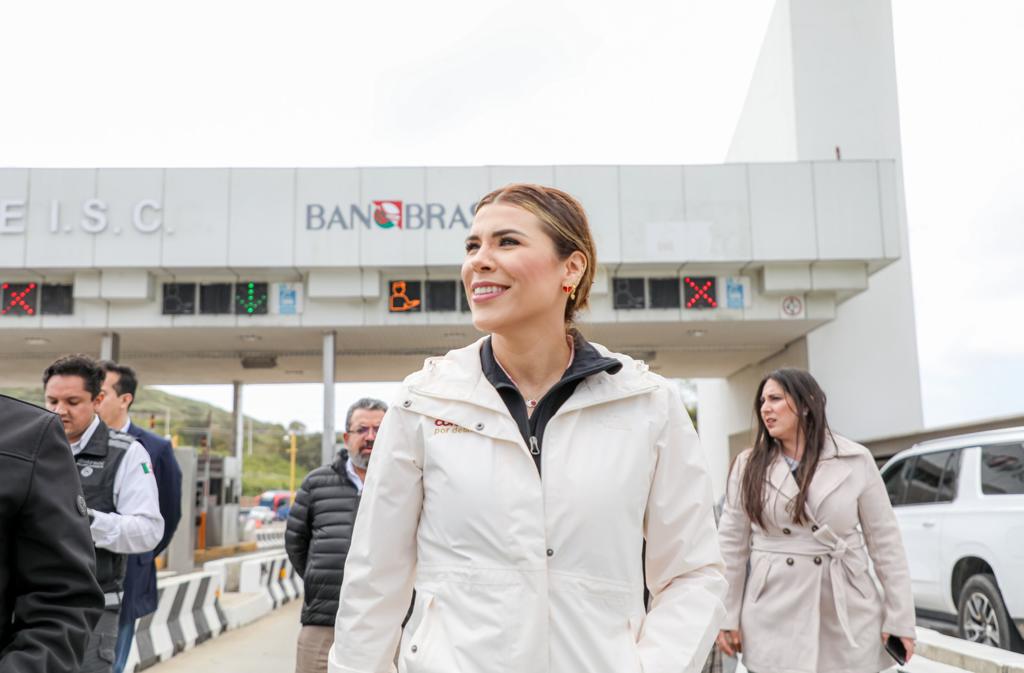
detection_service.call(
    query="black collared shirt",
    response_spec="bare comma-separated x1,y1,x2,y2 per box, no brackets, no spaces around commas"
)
480,331,622,477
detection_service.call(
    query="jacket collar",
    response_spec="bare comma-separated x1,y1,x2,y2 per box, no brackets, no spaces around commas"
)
480,331,623,399
766,432,853,518
405,336,656,445
79,417,111,458
332,449,364,490
331,449,347,474
806,434,853,516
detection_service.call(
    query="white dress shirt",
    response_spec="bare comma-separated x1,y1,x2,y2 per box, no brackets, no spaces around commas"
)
345,457,365,494
70,415,164,554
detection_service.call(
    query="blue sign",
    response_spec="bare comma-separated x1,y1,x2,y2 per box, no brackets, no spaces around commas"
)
726,277,745,310
278,284,299,315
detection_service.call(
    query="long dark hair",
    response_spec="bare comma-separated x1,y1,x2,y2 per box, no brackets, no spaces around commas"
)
738,368,832,528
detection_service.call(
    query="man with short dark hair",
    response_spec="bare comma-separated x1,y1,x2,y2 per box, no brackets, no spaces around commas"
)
286,397,387,673
43,355,163,673
97,361,182,673
0,393,104,673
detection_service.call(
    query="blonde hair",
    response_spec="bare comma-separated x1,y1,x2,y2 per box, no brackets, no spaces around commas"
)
475,183,597,325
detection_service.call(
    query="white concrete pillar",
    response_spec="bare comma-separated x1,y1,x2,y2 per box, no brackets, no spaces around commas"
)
695,378,731,503
99,332,120,362
322,331,336,466
232,381,244,493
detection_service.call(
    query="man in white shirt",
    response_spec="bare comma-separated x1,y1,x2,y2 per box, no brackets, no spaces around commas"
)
43,354,163,673
97,360,183,673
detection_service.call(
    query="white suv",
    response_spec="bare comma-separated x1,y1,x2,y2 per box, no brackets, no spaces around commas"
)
879,427,1024,652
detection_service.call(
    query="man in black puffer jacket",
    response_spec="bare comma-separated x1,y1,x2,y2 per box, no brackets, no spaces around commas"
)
286,398,387,673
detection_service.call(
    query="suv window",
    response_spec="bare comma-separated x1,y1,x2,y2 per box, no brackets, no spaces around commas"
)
903,449,959,505
980,442,1024,495
883,458,912,506
936,450,961,502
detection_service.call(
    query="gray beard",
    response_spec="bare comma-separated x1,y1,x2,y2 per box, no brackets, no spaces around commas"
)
349,449,370,470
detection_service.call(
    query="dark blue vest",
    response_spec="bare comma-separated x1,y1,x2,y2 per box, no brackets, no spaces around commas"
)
76,420,131,594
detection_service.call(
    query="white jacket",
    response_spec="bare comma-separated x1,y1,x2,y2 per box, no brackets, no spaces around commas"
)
329,338,726,673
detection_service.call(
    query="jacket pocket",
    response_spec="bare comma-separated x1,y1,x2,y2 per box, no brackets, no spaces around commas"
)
747,558,772,604
400,594,461,673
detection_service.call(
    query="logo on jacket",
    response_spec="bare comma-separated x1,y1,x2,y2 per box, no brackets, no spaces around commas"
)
77,458,104,477
433,418,469,435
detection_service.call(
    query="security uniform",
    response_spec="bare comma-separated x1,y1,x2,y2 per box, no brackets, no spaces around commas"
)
76,425,133,597
72,416,164,673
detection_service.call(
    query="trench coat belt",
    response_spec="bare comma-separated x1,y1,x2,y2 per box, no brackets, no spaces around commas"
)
750,525,866,648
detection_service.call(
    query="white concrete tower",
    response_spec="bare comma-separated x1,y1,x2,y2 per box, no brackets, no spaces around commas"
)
700,0,924,486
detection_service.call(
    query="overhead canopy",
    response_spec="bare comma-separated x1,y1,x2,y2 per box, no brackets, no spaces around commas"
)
0,162,899,384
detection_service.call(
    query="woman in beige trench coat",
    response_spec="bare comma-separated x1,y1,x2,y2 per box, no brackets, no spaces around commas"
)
716,368,917,673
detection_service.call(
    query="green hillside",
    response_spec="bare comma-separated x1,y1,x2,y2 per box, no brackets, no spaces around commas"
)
1,386,326,495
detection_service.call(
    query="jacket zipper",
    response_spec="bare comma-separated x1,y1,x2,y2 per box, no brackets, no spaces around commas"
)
529,436,540,456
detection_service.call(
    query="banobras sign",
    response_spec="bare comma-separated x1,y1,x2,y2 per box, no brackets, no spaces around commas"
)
0,198,476,235
305,200,476,231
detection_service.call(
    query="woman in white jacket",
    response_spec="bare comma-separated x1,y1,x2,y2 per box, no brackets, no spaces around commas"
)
329,184,727,673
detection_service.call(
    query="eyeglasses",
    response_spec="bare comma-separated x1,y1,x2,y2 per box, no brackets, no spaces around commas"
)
348,425,381,436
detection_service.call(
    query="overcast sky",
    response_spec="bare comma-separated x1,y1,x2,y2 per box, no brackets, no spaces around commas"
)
2,1,1021,432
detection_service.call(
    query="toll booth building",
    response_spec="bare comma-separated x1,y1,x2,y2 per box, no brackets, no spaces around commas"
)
0,163,915,495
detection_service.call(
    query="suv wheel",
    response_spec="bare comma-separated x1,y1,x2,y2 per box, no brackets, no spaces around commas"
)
957,574,1018,650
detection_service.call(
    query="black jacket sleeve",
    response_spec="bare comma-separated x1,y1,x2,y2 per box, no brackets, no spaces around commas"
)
0,413,104,673
285,479,313,578
150,438,182,557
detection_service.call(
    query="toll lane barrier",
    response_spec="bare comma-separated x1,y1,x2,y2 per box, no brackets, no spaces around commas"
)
255,522,286,549
204,550,304,629
124,570,227,672
237,552,304,609
123,553,303,671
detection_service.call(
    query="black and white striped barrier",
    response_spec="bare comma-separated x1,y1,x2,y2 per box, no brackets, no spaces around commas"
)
124,570,227,672
203,550,304,629
238,552,303,608
255,523,286,549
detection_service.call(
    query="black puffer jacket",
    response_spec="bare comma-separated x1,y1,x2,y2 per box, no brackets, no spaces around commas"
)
285,451,361,626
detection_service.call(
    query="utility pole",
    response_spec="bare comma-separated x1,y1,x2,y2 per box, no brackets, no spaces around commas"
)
289,431,298,503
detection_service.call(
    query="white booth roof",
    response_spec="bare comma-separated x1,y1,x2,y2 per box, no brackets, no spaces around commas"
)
0,163,899,384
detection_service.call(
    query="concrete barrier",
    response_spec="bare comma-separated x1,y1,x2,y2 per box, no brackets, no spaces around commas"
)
204,550,302,629
204,549,282,592
238,551,303,609
121,551,303,671
916,628,1024,673
255,522,286,549
124,570,227,672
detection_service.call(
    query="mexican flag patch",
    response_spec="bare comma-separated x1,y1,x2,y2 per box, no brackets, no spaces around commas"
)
141,462,151,474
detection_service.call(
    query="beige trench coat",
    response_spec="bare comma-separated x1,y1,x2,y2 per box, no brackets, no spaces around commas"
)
718,435,916,673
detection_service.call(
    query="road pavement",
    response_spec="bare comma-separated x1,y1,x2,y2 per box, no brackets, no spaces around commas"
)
151,598,302,672
151,598,974,673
